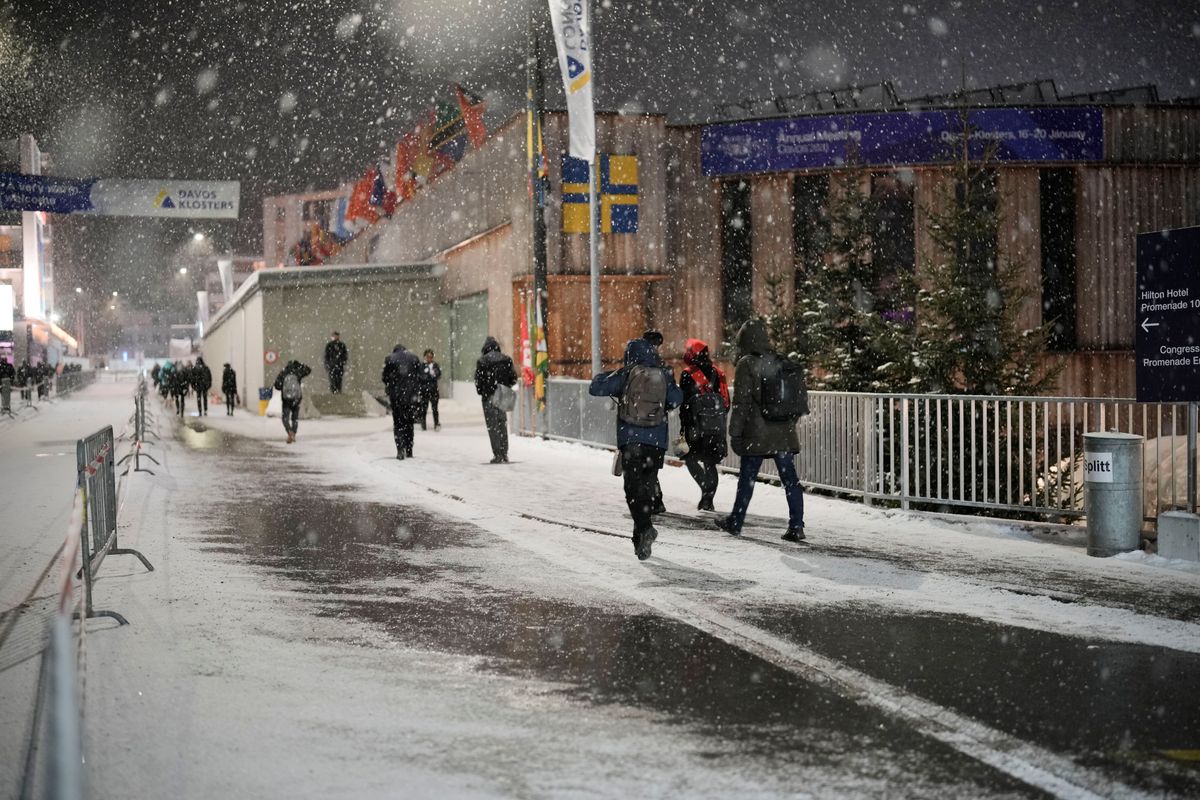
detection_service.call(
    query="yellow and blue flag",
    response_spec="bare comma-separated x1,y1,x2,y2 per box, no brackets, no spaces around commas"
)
562,154,639,234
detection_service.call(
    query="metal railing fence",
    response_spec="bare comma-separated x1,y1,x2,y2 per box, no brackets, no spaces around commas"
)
516,380,1199,523
55,370,96,397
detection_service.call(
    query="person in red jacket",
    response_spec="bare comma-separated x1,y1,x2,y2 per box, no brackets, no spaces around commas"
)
678,338,730,511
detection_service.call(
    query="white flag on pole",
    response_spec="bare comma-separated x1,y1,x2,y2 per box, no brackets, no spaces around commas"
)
547,0,594,163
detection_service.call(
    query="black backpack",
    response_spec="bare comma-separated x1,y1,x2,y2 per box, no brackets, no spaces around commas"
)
690,390,727,441
618,365,668,427
759,354,809,422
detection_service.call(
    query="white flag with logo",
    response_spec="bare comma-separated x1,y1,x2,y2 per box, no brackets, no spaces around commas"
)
547,0,594,163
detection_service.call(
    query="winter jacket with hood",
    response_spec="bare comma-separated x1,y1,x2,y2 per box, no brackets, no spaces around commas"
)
679,338,729,456
473,337,517,400
728,319,801,456
589,338,682,450
273,360,312,396
191,358,213,392
382,345,422,403
221,365,238,396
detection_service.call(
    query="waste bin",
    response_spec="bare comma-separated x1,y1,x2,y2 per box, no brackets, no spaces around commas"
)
258,387,272,416
1082,432,1143,557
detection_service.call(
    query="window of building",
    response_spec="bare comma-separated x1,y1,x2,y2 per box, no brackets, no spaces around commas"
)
721,179,753,334
1039,168,1076,350
871,172,916,314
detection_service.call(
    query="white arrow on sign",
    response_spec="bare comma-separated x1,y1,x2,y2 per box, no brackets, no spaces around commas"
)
1141,318,1160,333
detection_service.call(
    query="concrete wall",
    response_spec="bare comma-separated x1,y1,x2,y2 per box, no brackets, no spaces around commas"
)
260,276,449,398
201,290,263,406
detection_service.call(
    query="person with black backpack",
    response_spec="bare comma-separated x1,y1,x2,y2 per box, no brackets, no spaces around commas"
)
679,338,729,511
715,318,808,542
273,360,312,443
589,337,682,560
382,344,422,460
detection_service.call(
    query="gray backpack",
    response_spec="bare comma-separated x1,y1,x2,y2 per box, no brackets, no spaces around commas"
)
618,365,667,427
281,372,302,401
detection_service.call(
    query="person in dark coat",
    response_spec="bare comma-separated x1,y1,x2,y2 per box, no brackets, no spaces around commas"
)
35,361,53,399
0,358,14,386
158,361,174,399
15,359,33,401
715,318,806,541
221,363,238,416
191,357,213,415
679,338,730,511
150,363,161,390
324,331,348,394
473,337,517,464
171,360,192,417
382,344,422,459
419,349,442,431
273,360,311,443
589,338,682,560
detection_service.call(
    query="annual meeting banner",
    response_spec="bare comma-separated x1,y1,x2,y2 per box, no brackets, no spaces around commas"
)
700,107,1104,176
0,174,241,218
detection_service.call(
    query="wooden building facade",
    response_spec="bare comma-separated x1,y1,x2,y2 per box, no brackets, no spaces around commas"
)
269,103,1199,397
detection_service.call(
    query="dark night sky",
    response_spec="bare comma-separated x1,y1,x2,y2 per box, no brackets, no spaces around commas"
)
1,0,1197,310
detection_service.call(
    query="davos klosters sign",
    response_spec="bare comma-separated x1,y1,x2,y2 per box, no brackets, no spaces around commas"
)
0,173,240,219
700,107,1103,176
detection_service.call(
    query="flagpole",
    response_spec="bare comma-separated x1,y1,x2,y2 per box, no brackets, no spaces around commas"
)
589,155,600,374
527,4,550,390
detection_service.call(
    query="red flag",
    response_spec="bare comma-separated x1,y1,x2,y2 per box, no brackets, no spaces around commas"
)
346,168,379,224
455,84,487,149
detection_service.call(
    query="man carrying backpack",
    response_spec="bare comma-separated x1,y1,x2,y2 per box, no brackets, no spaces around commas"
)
473,337,518,463
590,337,682,561
382,343,422,460
679,338,729,511
273,360,312,443
715,318,807,542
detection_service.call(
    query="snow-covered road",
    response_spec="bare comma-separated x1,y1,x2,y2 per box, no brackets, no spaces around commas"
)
3,382,1199,798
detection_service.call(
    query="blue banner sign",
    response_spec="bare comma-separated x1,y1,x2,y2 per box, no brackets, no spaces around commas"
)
701,107,1104,176
0,173,240,218
0,173,95,214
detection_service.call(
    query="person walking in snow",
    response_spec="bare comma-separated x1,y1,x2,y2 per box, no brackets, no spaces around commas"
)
273,359,311,443
679,338,729,511
382,343,422,459
419,349,442,431
473,337,517,464
171,360,192,417
221,363,238,416
324,331,348,394
158,361,174,400
714,318,807,542
191,356,213,416
589,337,682,561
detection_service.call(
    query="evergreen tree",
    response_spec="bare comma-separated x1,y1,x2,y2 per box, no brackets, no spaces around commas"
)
912,126,1058,395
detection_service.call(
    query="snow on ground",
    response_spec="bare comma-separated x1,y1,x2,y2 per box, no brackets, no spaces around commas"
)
4,385,1199,799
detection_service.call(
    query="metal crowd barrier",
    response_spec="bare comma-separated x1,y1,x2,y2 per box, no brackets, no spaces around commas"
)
55,370,97,398
516,380,1199,524
119,376,160,475
77,426,154,624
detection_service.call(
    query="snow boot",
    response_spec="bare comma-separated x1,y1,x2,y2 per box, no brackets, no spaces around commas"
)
781,526,805,542
697,495,715,512
714,516,740,536
634,526,658,560
652,500,667,515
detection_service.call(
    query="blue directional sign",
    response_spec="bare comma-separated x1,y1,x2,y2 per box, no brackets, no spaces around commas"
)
1135,225,1200,403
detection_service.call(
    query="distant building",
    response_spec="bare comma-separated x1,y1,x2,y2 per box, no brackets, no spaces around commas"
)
263,81,1200,397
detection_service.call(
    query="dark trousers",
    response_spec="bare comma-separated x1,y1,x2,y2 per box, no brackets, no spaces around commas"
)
282,398,301,435
225,395,235,415
622,443,665,535
328,367,344,394
482,401,508,460
420,392,440,429
391,400,415,455
174,393,186,416
729,453,805,531
196,391,208,415
684,452,721,499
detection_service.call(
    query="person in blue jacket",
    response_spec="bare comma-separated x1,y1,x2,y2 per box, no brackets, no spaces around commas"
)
589,337,682,560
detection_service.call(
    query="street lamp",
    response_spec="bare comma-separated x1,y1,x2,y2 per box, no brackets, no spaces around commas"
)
179,267,188,275
74,286,82,294
193,232,204,242
111,290,119,297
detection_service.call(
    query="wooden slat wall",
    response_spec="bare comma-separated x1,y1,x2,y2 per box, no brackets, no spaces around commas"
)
997,169,1043,332
913,167,953,278
1049,351,1135,398
1105,107,1200,164
1075,166,1200,349
661,128,724,356
542,114,669,276
750,174,795,313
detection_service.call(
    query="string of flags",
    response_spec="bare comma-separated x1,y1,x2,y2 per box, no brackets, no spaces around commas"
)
291,84,488,266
